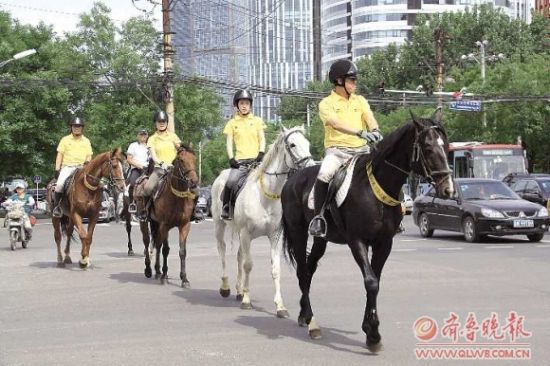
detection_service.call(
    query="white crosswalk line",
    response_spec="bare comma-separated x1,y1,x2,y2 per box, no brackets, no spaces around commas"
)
485,245,514,249
437,247,463,251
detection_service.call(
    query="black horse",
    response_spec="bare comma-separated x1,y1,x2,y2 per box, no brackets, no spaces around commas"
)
281,110,454,351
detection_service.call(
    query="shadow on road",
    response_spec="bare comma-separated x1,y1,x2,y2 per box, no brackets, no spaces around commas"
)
174,288,246,308
234,312,376,356
109,271,165,285
104,252,145,259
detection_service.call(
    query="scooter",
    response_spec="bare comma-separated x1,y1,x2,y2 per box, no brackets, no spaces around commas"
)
4,202,30,251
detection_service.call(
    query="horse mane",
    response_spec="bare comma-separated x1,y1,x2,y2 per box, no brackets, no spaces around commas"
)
82,150,111,173
250,125,304,181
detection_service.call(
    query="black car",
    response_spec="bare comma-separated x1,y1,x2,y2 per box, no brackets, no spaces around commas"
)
413,178,549,242
510,176,550,209
502,172,550,187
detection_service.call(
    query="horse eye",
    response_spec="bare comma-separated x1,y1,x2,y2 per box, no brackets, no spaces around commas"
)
290,143,296,148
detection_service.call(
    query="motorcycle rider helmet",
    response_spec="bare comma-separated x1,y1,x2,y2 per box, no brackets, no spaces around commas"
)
153,110,168,124
14,182,26,190
328,59,358,86
233,89,253,107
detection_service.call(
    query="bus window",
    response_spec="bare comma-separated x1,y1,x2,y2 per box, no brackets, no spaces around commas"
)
454,157,468,178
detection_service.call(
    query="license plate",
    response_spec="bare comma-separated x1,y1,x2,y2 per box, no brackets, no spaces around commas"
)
513,219,534,228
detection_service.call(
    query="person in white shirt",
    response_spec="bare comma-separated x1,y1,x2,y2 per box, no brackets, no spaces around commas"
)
126,129,150,211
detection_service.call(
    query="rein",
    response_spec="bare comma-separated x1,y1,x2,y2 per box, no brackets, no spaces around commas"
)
168,160,197,200
83,157,123,192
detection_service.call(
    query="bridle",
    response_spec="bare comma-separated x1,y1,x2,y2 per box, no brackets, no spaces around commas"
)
169,151,198,199
263,129,312,178
384,124,452,188
84,157,125,192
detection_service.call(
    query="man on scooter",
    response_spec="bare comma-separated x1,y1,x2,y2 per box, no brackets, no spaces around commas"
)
2,182,35,239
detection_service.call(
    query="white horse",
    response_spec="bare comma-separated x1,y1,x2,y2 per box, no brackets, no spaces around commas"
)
211,125,313,317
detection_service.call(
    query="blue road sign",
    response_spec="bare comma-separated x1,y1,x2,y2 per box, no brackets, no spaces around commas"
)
448,100,482,112
33,175,41,184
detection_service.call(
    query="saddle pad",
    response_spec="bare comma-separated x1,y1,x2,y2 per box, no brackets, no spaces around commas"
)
307,156,359,209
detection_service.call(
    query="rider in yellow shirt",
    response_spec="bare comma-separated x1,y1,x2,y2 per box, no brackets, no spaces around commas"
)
52,117,93,217
221,89,266,219
309,59,382,237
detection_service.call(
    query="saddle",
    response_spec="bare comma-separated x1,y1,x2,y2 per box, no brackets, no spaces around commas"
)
222,161,257,214
47,170,79,214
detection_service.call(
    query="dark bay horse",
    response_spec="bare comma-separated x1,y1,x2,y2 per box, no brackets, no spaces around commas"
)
281,111,454,350
48,148,126,268
141,145,198,287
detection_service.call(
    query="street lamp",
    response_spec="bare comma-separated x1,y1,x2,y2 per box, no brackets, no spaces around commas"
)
0,49,37,68
461,41,505,85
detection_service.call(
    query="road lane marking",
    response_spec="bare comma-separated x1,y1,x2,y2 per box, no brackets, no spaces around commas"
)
393,248,417,252
437,247,463,251
400,239,427,242
535,244,550,248
540,240,550,243
484,245,514,249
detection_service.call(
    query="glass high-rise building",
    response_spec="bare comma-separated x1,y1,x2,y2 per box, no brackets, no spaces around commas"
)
321,0,534,76
172,0,314,121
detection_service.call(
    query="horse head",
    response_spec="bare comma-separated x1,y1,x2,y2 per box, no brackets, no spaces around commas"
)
98,147,125,192
281,125,313,169
409,109,454,198
173,143,199,189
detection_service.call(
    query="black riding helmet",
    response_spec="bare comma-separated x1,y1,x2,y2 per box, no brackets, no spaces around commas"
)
328,59,358,86
233,89,253,107
153,110,168,124
70,116,85,127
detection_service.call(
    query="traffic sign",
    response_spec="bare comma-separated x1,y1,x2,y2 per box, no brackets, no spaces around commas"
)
448,100,482,112
33,175,41,184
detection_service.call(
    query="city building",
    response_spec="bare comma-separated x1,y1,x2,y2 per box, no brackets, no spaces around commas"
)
320,0,536,77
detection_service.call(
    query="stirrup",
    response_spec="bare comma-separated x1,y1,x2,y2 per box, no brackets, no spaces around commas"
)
128,202,137,214
308,215,327,238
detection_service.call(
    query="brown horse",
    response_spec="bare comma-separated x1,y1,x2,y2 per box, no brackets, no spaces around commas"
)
47,148,125,268
139,145,198,287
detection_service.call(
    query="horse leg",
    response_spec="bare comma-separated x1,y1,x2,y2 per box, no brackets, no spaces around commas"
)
141,221,152,278
239,230,253,310
269,230,289,318
161,237,170,283
63,221,74,265
178,222,191,288
362,239,393,352
348,239,383,351
79,217,97,268
52,218,64,267
126,210,134,256
215,219,230,297
299,236,327,339
235,246,244,301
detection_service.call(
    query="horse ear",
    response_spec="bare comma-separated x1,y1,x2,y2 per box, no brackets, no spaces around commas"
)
112,147,121,158
280,123,288,133
431,106,443,124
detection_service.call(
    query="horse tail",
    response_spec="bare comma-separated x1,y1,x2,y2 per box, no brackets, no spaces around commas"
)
281,214,297,268
59,215,77,242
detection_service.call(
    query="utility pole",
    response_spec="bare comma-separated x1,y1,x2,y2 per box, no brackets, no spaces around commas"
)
312,0,322,81
162,0,175,132
433,27,445,113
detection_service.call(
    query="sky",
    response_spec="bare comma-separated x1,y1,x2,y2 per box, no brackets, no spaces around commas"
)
0,0,162,35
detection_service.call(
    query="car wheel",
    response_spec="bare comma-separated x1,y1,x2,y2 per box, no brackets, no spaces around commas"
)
463,216,480,243
419,213,434,238
527,233,544,242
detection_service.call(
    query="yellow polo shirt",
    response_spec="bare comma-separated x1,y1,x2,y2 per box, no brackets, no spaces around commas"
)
147,131,181,166
57,134,93,167
223,113,266,160
319,91,379,148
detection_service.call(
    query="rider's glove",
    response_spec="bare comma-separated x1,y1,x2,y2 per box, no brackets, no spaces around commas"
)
229,158,239,169
357,129,383,144
159,162,168,170
54,170,60,180
256,151,265,163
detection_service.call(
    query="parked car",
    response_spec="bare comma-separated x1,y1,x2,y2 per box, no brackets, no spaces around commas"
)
509,176,550,210
195,186,212,217
502,172,550,187
402,193,413,214
82,189,115,223
413,178,549,242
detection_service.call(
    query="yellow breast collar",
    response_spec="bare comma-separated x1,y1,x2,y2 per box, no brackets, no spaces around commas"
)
170,184,196,199
366,163,400,206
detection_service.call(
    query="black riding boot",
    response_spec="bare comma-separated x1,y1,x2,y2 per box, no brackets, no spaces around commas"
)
220,187,231,220
128,185,137,214
52,192,63,218
308,180,329,237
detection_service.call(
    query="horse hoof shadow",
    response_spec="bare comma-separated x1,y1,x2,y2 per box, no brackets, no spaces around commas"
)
57,262,65,268
240,302,253,310
181,281,191,289
219,288,230,298
128,249,135,256
297,316,307,327
366,340,383,353
276,309,290,318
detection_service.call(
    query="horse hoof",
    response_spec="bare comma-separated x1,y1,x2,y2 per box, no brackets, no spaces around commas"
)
128,249,135,256
144,268,152,278
240,302,253,310
236,294,244,302
181,281,191,289
276,310,290,318
309,329,322,340
64,257,72,264
366,340,383,353
155,273,161,280
219,288,231,298
78,261,88,269
297,316,307,327
57,262,65,268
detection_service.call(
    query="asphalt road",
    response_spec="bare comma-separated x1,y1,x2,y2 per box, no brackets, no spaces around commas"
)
1,216,549,366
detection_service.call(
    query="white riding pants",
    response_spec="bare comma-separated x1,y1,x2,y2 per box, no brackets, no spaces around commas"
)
317,146,370,183
55,166,81,193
